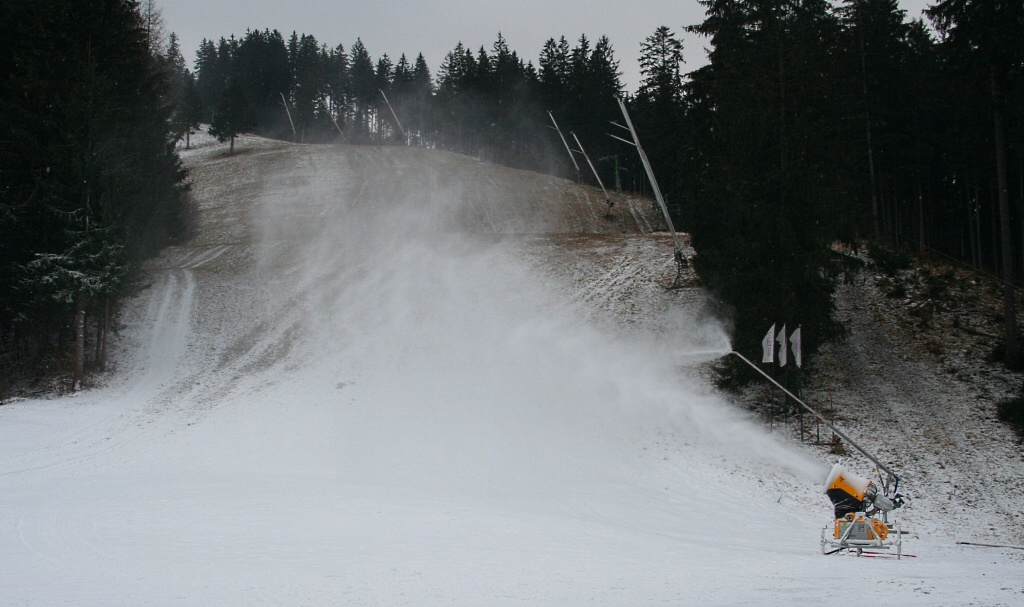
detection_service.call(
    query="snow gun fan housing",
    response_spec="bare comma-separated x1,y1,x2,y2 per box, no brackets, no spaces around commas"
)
824,464,897,518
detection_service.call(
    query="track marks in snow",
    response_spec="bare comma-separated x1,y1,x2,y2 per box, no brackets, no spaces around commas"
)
127,270,196,400
0,266,199,477
177,244,232,269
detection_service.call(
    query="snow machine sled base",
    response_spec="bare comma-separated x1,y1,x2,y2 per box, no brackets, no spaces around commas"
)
821,511,903,559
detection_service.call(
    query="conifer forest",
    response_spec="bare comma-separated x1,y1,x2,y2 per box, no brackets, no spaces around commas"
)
2,0,1023,392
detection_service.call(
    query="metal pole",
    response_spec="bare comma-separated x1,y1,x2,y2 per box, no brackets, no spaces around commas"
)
379,89,407,143
615,97,683,255
570,132,612,209
280,92,296,141
729,351,899,486
320,98,345,141
614,97,686,286
548,111,581,179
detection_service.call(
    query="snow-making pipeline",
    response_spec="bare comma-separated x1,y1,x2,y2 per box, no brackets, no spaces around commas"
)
729,350,900,493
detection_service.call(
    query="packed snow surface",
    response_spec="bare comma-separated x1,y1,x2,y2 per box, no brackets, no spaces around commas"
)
1,133,1021,605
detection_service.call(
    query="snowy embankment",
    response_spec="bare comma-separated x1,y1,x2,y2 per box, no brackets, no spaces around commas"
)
1,132,1021,605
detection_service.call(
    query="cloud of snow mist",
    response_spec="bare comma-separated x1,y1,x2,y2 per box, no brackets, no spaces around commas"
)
236,146,823,492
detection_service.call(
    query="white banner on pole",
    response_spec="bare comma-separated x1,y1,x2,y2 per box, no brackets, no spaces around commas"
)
762,324,775,363
791,326,802,368
777,323,788,367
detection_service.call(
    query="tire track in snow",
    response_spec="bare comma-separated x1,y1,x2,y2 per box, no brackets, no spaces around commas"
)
0,267,198,478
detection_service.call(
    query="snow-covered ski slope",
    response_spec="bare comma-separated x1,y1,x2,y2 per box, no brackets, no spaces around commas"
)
1,133,1020,605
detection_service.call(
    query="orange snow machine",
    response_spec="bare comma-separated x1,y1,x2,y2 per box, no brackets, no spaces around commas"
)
821,464,904,557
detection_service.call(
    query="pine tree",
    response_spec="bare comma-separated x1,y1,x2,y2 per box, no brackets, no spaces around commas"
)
233,29,291,138
290,34,325,139
209,77,253,153
409,53,434,143
194,38,227,122
436,42,478,152
172,72,203,147
837,0,910,241
348,39,377,141
928,0,1024,364
324,43,350,132
1,0,191,391
375,54,395,139
637,26,685,105
685,0,849,382
539,36,571,114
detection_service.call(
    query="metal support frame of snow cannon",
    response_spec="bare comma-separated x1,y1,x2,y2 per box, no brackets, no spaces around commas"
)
820,511,902,559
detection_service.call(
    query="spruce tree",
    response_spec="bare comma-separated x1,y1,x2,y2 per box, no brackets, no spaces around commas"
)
348,39,377,141
685,0,849,382
209,77,253,153
928,0,1024,364
324,43,350,132
1,0,190,391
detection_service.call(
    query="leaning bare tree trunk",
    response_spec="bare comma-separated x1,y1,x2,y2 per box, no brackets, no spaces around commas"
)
94,296,108,372
99,296,109,372
993,70,1017,362
860,31,880,241
917,179,925,253
73,298,86,391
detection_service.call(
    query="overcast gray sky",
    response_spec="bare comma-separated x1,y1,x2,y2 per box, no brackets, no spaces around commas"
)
162,0,936,93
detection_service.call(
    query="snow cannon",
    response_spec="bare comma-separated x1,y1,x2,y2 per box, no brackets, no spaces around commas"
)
821,464,904,557
824,463,897,518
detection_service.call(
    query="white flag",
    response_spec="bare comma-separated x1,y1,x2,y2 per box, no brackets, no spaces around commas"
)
776,323,788,367
761,324,775,363
791,326,802,368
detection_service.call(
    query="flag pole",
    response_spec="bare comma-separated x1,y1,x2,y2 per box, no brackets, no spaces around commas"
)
762,324,776,432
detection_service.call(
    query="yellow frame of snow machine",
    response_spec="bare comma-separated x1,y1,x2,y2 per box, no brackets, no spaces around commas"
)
821,511,902,557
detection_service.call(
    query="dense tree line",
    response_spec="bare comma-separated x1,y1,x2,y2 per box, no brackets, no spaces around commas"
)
666,0,1024,380
4,1,1020,396
183,30,630,175
1,0,192,395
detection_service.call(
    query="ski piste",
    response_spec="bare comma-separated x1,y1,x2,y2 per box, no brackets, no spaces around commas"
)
2,131,1021,605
